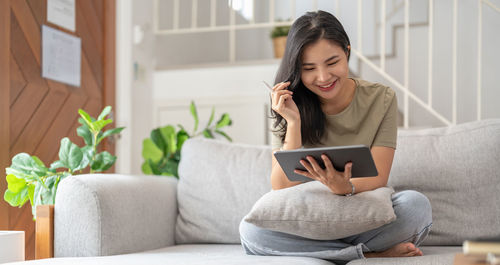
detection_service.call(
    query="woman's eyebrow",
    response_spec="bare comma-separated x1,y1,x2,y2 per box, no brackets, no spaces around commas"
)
302,55,339,66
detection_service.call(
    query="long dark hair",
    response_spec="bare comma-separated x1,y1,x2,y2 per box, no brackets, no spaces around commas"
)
272,10,351,146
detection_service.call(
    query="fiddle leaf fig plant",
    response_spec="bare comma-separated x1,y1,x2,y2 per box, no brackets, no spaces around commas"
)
3,106,124,219
141,101,232,178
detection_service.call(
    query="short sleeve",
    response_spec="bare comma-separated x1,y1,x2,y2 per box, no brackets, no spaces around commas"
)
372,90,398,149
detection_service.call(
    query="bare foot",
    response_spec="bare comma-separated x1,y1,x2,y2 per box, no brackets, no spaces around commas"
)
364,242,423,258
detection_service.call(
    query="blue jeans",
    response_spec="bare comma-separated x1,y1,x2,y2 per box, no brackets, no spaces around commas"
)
239,190,433,264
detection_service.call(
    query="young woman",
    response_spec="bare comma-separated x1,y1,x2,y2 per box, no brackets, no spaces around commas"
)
239,10,432,264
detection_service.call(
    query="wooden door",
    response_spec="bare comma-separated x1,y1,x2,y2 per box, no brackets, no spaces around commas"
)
0,0,116,260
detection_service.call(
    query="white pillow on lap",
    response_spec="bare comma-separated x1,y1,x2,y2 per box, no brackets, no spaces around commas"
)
244,181,396,240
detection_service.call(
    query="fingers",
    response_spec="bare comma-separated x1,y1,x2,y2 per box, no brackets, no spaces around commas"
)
344,162,353,179
294,169,316,181
306,156,324,174
274,93,293,112
321,154,335,173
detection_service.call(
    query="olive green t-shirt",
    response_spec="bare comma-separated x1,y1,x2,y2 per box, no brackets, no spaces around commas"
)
271,78,398,150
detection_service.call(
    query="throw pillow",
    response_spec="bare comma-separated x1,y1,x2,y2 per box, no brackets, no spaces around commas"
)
244,181,396,240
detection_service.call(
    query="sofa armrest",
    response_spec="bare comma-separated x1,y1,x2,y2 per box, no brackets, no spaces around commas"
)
53,174,178,257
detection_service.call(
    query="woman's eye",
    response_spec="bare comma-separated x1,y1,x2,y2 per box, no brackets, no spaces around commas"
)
328,61,339,66
304,68,314,71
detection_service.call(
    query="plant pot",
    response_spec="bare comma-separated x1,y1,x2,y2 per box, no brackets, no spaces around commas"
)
272,36,287,58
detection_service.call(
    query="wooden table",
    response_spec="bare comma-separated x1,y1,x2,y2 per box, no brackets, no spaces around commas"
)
454,254,488,265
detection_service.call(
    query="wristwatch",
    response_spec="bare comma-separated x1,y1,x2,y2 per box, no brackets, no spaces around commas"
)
344,181,355,197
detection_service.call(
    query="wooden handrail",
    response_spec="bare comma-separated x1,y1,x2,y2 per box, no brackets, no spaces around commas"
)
35,205,54,259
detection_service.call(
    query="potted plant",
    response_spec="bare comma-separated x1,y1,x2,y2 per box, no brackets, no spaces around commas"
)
3,106,124,219
141,101,232,178
270,24,291,58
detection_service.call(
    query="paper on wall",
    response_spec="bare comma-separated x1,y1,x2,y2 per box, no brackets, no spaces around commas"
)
47,0,76,32
42,25,81,87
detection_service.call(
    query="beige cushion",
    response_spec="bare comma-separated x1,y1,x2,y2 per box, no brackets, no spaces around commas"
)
244,181,396,240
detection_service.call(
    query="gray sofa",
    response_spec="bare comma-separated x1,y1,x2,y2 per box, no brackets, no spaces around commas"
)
9,119,500,265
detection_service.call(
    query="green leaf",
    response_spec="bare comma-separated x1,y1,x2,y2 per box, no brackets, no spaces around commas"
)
148,159,161,175
177,124,189,135
91,151,116,172
142,138,163,163
190,101,199,133
6,174,26,193
160,125,176,155
98,127,124,144
27,184,35,206
150,128,167,154
4,188,29,207
10,153,47,179
215,130,233,142
78,109,95,130
216,113,232,129
74,146,92,172
77,125,93,146
58,137,83,171
32,156,46,168
49,160,66,170
92,119,112,132
141,161,153,175
159,159,179,178
97,106,112,121
203,129,215,139
206,107,215,128
176,130,190,151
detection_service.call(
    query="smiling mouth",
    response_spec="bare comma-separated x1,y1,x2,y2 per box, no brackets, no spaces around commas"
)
317,80,337,91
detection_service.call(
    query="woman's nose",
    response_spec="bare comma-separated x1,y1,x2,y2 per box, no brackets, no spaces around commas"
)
316,67,330,82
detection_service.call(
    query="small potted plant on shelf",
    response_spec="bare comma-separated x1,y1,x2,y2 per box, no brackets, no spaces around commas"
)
3,106,124,219
270,23,291,58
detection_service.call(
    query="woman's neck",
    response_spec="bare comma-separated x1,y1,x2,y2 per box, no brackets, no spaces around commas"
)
321,78,356,115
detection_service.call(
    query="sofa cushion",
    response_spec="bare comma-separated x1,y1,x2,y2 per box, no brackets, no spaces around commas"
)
176,138,272,244
244,181,396,240
388,119,500,245
9,244,336,265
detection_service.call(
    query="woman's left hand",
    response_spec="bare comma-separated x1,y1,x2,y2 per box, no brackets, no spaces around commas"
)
294,154,353,195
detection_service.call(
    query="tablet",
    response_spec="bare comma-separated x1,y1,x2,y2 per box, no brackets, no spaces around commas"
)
273,145,378,182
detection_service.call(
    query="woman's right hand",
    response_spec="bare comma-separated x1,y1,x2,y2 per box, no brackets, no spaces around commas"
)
271,81,300,124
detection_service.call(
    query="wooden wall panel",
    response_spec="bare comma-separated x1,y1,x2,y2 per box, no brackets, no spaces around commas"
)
1,0,116,259
0,0,11,232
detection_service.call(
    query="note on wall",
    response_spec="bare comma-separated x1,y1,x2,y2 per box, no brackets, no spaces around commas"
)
42,25,81,87
47,0,76,32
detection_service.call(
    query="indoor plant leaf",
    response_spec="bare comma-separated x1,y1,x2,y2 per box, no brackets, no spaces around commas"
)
49,160,66,171
203,129,215,139
92,119,113,133
206,107,215,128
176,130,190,151
151,128,167,154
77,125,93,146
78,109,95,131
6,174,27,193
141,161,153,175
142,138,163,163
97,105,112,120
4,187,29,207
91,151,116,172
98,127,125,144
215,129,233,142
9,153,47,179
58,137,83,172
160,125,177,155
216,113,232,129
190,101,199,133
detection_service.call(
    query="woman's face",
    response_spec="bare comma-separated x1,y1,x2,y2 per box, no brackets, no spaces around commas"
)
300,39,350,103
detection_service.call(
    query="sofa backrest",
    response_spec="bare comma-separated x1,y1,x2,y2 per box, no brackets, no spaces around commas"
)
176,138,272,244
388,119,500,245
176,119,500,245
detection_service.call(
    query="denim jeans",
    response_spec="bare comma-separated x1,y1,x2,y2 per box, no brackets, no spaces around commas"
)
239,190,433,264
